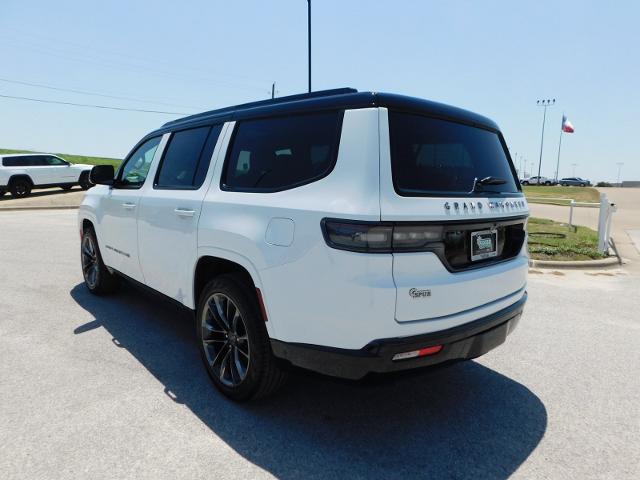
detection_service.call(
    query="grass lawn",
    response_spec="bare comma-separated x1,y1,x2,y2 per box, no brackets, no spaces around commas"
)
527,217,605,261
523,185,600,205
0,148,121,169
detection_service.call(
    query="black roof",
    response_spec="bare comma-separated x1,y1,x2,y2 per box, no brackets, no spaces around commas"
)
153,88,499,135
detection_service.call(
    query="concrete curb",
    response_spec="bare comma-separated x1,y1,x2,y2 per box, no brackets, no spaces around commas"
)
529,256,622,269
0,205,79,212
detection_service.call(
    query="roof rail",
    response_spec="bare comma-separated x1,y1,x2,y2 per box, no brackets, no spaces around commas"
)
163,87,358,127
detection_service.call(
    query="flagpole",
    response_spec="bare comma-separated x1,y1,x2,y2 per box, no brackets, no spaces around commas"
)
555,114,564,183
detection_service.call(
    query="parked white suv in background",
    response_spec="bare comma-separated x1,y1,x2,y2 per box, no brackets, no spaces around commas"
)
0,153,93,198
520,175,553,186
78,88,529,401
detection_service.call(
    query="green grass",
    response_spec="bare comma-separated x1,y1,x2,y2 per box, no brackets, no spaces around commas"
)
0,148,121,169
527,216,605,261
523,185,600,206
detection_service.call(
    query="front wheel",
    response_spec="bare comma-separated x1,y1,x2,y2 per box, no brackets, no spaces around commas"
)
580,183,586,187
521,181,529,186
79,172,92,190
197,275,287,401
81,227,120,294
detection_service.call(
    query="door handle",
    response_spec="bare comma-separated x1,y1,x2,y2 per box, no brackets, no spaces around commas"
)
122,202,136,210
174,208,196,217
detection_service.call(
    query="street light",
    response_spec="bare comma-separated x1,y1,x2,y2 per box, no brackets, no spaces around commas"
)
616,162,624,185
536,98,556,181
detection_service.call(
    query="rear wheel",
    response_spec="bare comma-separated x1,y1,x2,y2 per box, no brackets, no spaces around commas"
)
197,275,287,401
9,178,32,198
81,226,120,294
580,183,586,187
521,181,529,186
79,172,92,190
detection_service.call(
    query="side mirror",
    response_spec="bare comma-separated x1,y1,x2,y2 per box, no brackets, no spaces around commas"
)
90,165,115,186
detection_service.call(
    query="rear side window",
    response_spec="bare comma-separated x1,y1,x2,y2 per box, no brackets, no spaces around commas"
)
2,156,46,166
222,111,343,192
389,112,519,196
155,125,222,189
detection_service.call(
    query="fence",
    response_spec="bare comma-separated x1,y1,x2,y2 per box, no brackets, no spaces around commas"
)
567,194,617,253
530,193,617,254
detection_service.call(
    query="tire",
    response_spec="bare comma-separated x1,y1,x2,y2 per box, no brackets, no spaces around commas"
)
9,178,32,198
521,181,529,186
544,181,551,186
580,183,585,187
561,183,568,187
79,171,92,190
81,226,120,295
196,275,287,401
61,185,73,191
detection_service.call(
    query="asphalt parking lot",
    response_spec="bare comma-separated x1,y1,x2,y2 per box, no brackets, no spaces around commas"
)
1,209,639,480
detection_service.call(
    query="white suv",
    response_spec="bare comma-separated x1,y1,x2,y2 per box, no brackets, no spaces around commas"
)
0,153,93,198
78,88,529,401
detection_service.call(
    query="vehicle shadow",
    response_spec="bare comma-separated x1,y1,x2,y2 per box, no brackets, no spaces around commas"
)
70,283,547,479
0,187,82,201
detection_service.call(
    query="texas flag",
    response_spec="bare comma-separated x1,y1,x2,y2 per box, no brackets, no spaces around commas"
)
562,115,575,133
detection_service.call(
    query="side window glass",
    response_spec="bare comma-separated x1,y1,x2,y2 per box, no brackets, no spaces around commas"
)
45,156,67,166
222,111,343,192
118,137,161,188
155,124,222,189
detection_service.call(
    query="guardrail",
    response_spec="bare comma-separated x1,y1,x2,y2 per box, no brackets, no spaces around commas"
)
530,194,617,254
568,195,617,253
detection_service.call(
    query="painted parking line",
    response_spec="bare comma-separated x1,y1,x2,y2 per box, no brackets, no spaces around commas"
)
627,230,640,254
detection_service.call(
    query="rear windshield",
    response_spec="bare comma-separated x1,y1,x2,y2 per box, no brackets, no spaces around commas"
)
389,111,519,196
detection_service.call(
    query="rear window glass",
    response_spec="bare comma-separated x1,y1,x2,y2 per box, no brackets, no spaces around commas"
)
222,111,343,192
389,112,519,196
155,125,222,189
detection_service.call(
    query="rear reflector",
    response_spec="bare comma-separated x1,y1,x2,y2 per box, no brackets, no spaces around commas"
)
255,288,268,322
392,345,443,361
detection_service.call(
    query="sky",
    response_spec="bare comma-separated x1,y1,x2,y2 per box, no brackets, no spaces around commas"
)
0,0,638,182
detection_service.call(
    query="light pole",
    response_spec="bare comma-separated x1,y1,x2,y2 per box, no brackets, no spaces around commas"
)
571,163,578,177
536,98,555,181
616,162,624,185
307,0,312,93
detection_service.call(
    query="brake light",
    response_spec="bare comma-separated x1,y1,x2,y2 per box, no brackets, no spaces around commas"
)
321,219,443,253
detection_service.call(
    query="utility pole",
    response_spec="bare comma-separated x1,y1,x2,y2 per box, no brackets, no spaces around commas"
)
307,0,312,93
571,163,578,177
536,98,555,180
271,82,276,99
616,162,624,185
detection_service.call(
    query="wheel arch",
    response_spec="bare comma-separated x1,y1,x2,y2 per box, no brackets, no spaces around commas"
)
8,174,34,186
192,250,271,332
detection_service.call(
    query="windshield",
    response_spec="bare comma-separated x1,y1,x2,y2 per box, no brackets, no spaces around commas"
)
389,111,519,196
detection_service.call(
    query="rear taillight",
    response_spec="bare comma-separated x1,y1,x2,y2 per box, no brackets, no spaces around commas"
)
321,219,443,253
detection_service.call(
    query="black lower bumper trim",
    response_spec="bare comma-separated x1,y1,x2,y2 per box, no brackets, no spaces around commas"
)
271,292,526,380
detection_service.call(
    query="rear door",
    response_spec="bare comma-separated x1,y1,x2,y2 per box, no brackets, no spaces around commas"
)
378,108,528,323
137,124,225,305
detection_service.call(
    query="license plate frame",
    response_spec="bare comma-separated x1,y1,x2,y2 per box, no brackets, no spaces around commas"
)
470,229,498,261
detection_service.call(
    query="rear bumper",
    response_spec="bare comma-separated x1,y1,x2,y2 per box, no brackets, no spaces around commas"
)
271,292,526,380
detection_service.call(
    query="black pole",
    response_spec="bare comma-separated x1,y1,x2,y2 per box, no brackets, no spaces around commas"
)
271,82,275,99
307,0,311,93
537,105,547,181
